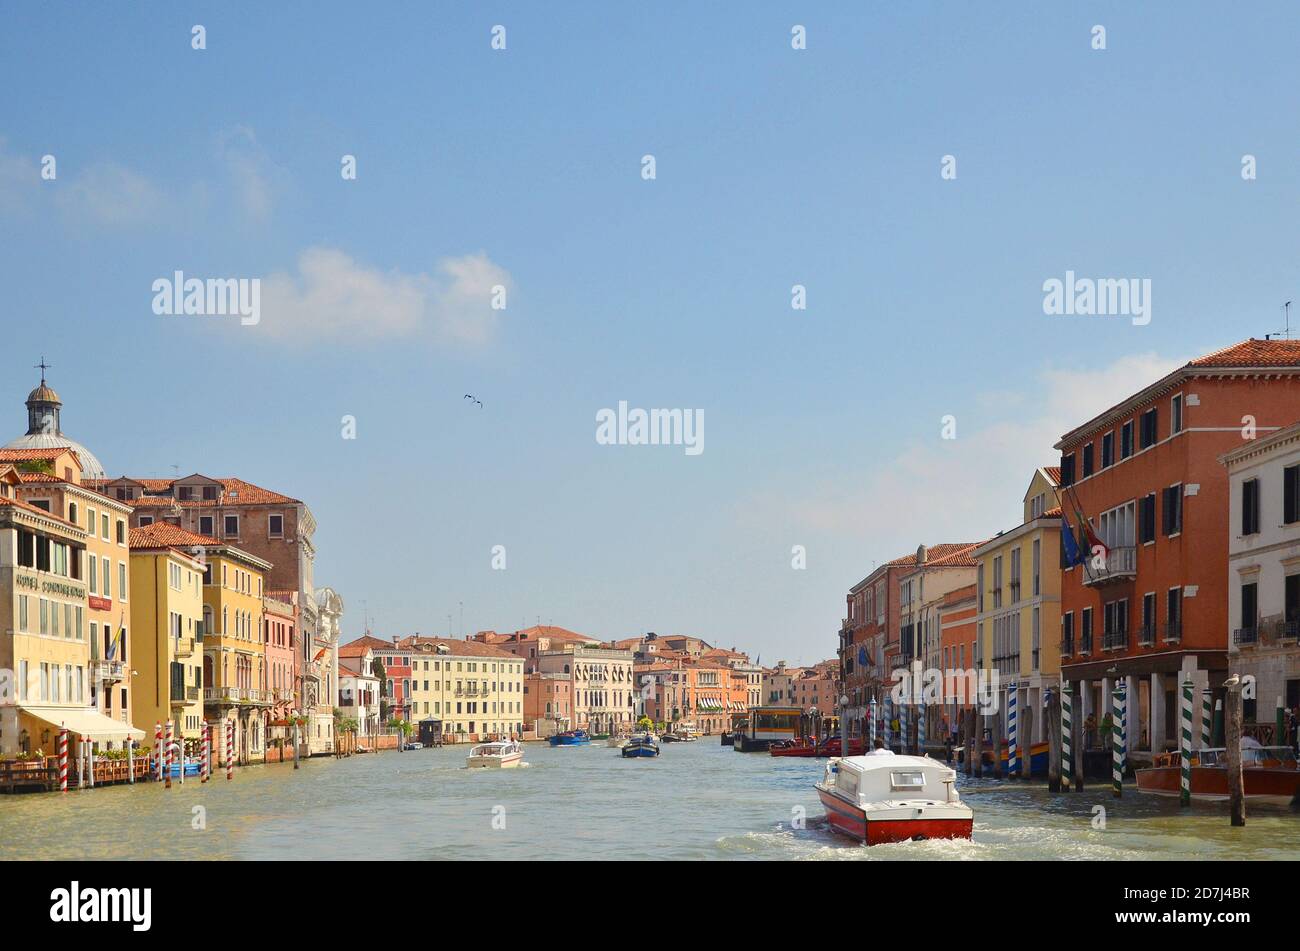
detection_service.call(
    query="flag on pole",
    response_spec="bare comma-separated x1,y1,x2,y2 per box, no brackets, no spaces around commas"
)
1060,515,1084,566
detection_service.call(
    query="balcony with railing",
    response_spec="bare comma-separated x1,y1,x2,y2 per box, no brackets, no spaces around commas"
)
1102,626,1128,651
1059,637,1074,658
92,659,127,683
1083,546,1137,586
1136,624,1155,647
1233,626,1258,648
204,685,273,705
1078,633,1093,656
1163,619,1182,644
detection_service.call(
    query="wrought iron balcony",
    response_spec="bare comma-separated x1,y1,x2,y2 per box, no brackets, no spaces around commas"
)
1163,620,1182,643
1083,546,1137,586
1059,638,1074,657
1102,628,1128,651
1136,625,1155,647
1233,627,1258,647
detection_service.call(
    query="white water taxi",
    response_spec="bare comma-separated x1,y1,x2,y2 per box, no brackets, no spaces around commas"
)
466,739,524,769
815,753,972,845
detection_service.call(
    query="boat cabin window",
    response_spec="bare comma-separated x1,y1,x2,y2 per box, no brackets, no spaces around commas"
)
890,770,927,791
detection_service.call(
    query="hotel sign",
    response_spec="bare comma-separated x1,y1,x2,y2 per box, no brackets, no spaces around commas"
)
13,571,85,600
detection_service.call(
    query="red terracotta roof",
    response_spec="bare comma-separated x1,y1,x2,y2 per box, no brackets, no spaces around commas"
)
88,476,300,506
0,447,79,463
1043,466,1062,484
887,542,984,568
1188,338,1300,368
505,625,598,644
339,634,397,655
398,635,519,659
131,521,221,548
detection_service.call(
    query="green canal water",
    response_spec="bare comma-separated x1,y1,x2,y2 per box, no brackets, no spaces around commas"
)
1,740,1297,860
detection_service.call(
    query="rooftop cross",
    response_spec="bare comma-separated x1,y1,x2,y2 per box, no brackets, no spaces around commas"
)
34,357,51,385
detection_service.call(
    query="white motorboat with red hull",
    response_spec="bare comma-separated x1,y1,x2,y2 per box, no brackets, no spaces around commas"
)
815,752,973,845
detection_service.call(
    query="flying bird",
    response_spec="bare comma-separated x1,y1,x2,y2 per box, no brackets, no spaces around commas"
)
463,394,483,408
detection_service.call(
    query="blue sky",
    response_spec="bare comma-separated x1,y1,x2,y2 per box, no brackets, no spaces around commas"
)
1,3,1297,664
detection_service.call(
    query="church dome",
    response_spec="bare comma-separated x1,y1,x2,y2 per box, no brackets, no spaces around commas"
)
5,371,107,482
26,383,61,406
1,433,107,482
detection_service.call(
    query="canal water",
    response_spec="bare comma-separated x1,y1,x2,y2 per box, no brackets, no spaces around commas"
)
2,740,1297,860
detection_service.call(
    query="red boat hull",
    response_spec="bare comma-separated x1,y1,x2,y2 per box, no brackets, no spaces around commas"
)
1135,765,1300,801
816,788,973,845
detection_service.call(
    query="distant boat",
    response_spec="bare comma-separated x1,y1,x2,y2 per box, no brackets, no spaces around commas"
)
466,740,524,769
621,733,660,758
548,730,591,747
607,735,631,749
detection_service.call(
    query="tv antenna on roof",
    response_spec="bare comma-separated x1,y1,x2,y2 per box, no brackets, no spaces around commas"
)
1267,301,1293,340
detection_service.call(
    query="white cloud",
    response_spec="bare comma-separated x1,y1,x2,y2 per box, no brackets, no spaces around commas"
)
0,141,36,214
258,247,512,344
218,125,279,221
749,351,1186,555
55,162,165,226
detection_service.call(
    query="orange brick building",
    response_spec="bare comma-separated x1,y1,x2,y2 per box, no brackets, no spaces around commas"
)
1056,338,1300,762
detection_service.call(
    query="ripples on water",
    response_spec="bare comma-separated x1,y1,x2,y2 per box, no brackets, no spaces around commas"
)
1,741,1296,860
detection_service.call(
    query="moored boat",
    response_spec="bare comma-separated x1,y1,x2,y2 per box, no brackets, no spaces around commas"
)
621,733,661,758
1135,744,1300,802
466,739,524,769
547,730,591,747
815,752,973,845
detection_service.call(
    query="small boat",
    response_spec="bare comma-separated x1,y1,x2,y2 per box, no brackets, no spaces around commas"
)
466,739,524,769
769,737,819,757
607,735,630,749
621,733,660,758
547,730,591,747
815,752,973,845
1135,743,1300,802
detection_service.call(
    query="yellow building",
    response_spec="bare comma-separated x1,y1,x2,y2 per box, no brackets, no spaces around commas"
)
973,467,1063,746
9,447,136,729
197,535,272,764
0,463,141,754
128,525,205,741
400,636,525,742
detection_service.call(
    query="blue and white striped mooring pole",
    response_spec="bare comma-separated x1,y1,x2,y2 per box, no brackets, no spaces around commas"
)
884,696,893,751
1180,677,1194,807
1007,682,1018,775
918,692,926,755
1201,687,1212,750
869,697,878,749
1112,683,1125,798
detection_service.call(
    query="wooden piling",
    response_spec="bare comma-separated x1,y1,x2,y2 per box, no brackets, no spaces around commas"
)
1226,681,1245,827
1021,704,1034,781
964,707,975,777
1047,688,1061,792
974,713,985,778
1072,688,1084,791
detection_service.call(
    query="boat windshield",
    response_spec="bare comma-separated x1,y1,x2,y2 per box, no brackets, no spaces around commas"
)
1197,746,1297,767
